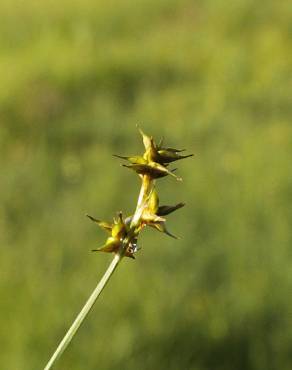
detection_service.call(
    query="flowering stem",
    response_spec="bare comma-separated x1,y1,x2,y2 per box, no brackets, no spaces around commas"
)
44,175,153,369
131,175,153,227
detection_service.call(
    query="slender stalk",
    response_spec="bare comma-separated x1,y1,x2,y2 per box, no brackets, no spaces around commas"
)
44,175,153,370
44,253,121,370
131,175,153,227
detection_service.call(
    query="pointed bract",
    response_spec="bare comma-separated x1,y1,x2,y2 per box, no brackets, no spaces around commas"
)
86,214,113,233
113,155,147,165
157,146,186,153
123,162,182,181
148,221,178,239
142,210,165,223
92,237,120,253
157,150,193,163
157,202,185,216
138,128,153,151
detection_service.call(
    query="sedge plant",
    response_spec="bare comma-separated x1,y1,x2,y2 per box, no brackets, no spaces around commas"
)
44,128,193,369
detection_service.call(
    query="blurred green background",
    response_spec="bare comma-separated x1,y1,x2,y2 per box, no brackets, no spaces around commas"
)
1,0,292,369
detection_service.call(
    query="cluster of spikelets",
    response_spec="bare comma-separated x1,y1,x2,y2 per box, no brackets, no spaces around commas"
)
87,128,193,259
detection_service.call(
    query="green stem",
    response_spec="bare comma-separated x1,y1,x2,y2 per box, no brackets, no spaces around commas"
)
131,175,153,227
44,253,121,370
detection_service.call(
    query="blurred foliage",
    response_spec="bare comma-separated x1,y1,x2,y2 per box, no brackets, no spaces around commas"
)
0,0,292,369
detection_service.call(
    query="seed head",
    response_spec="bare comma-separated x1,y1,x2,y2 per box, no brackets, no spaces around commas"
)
89,127,192,259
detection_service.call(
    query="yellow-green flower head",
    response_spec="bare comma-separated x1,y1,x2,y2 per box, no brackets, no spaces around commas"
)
140,189,185,239
139,127,193,164
114,127,192,181
88,212,135,259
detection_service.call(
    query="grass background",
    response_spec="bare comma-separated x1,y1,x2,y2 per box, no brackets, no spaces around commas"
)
0,0,291,369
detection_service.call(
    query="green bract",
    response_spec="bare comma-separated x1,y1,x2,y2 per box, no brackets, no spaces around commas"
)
122,162,182,181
